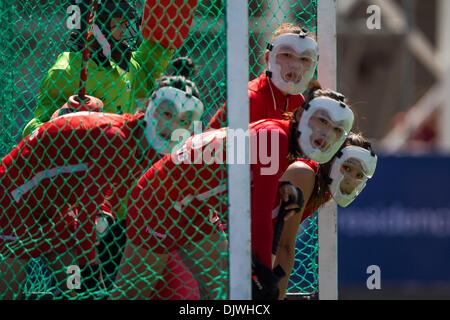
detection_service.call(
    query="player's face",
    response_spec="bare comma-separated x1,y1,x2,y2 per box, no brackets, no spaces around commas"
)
110,17,130,41
307,110,345,152
275,45,315,84
338,158,366,195
153,100,193,141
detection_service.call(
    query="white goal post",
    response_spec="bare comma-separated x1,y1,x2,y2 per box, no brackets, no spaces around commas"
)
317,0,338,300
227,0,338,300
227,0,251,300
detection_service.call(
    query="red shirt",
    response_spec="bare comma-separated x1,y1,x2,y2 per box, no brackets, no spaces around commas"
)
207,73,305,130
127,119,294,268
0,112,145,265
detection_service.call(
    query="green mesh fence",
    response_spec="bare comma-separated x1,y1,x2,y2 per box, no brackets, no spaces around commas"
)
247,0,319,297
0,0,318,300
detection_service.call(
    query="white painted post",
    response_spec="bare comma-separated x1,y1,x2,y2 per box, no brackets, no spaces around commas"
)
317,0,338,300
437,0,450,152
227,0,251,300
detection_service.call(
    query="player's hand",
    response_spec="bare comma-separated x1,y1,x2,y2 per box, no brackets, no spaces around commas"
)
278,181,304,221
252,254,286,300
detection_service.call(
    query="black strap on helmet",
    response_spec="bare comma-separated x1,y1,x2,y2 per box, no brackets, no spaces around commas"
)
319,165,333,185
301,102,310,111
363,141,376,157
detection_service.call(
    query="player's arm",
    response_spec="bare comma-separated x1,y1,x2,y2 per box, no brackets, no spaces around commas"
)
274,161,315,299
22,60,77,137
130,40,173,99
131,0,198,99
250,128,290,269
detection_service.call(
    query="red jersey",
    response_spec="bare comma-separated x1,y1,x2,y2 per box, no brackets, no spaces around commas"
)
207,73,305,130
127,119,294,268
50,96,103,120
0,112,145,265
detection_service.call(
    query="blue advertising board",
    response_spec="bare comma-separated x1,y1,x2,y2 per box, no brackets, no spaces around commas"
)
338,155,450,287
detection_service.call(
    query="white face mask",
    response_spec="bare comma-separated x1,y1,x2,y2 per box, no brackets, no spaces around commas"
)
328,146,377,207
297,97,354,163
144,86,204,155
267,33,319,95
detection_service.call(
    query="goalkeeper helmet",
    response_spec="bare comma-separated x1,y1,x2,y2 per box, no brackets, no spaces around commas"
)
94,0,139,71
67,0,139,71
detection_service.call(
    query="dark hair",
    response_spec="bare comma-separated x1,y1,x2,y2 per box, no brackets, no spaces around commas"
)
155,57,201,100
304,79,347,105
269,23,315,43
169,56,197,78
343,132,373,150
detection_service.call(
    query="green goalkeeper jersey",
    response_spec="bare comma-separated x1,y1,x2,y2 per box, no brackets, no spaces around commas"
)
22,40,173,137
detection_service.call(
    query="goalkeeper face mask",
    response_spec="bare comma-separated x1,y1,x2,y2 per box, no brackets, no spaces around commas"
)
144,86,204,155
93,19,136,71
266,33,318,95
297,97,354,163
328,146,377,207
93,0,139,71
